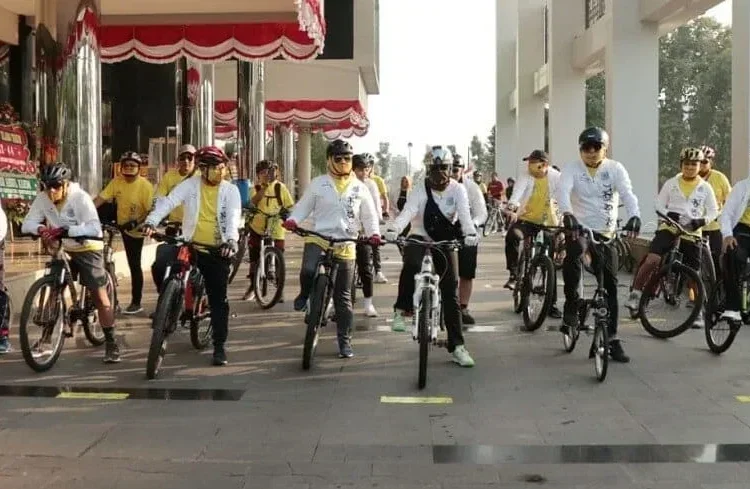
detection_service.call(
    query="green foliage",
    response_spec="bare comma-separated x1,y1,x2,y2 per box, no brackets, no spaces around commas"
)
585,72,605,129
311,132,328,177
375,142,391,180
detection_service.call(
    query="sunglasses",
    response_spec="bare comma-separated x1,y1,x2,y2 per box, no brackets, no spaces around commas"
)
451,167,462,173
683,161,700,166
178,155,194,162
700,160,710,164
580,142,603,152
333,155,352,163
432,164,450,172
41,181,63,191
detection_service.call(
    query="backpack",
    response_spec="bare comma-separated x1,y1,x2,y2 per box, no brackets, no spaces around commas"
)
423,181,463,242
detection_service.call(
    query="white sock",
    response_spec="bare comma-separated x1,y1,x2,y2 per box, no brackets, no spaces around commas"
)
364,297,373,308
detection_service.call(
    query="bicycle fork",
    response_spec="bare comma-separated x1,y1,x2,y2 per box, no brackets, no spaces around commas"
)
412,255,440,342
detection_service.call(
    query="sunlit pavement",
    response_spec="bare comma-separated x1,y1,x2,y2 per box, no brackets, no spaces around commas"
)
3,235,750,488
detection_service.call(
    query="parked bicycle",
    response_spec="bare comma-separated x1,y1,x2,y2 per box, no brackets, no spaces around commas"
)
387,236,461,389
560,226,614,382
18,234,115,372
240,208,287,309
635,211,711,338
483,202,505,237
228,207,252,284
101,222,121,314
291,228,359,371
145,232,215,379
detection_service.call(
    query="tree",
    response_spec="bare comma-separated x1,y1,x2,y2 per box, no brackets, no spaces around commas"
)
310,131,328,177
586,72,605,129
375,141,392,180
485,125,496,172
469,135,485,171
447,144,458,156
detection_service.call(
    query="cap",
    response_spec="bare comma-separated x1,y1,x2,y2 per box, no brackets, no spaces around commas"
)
178,144,197,156
522,149,549,162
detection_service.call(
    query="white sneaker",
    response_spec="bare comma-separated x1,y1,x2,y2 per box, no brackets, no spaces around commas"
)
363,297,378,317
451,345,475,367
325,299,335,319
721,310,742,322
374,271,388,283
692,311,705,328
625,290,641,312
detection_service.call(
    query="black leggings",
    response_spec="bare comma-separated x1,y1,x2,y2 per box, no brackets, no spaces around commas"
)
122,233,144,305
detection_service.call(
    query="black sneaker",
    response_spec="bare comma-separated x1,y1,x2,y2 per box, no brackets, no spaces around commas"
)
559,309,578,336
212,346,228,366
609,339,630,363
504,275,517,290
122,303,143,315
103,341,121,364
461,309,476,325
548,305,563,319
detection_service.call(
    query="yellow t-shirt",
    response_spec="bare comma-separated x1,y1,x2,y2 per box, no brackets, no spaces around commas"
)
520,176,554,225
703,170,731,232
192,183,221,250
371,174,387,199
98,176,154,238
478,182,488,195
156,169,200,223
249,180,295,240
305,175,356,260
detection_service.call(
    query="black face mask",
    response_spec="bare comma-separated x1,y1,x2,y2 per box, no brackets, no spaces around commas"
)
428,164,451,190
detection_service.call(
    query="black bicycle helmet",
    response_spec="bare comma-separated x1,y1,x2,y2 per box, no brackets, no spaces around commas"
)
352,154,368,170
326,139,353,158
39,163,72,185
195,146,229,166
255,159,277,174
120,151,143,165
453,154,465,168
578,127,610,147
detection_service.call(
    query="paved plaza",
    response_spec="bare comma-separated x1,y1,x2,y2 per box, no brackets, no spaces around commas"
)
2,235,750,488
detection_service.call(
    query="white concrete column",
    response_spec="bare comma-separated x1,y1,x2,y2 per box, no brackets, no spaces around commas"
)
548,0,586,168
732,0,750,182
516,0,546,169
495,0,518,180
605,0,659,225
296,127,312,198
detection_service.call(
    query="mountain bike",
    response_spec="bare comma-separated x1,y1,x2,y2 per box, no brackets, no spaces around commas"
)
241,208,286,309
514,224,562,331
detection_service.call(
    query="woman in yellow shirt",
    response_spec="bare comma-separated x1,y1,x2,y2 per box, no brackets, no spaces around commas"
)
94,151,154,315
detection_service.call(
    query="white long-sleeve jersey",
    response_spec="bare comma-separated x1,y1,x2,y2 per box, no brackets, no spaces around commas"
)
461,177,488,227
719,178,750,238
289,174,379,240
656,175,718,225
508,167,561,222
556,158,640,234
392,179,476,238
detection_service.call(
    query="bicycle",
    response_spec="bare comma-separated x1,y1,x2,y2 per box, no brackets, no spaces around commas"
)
482,201,505,237
513,223,563,331
240,208,286,309
614,217,634,273
146,232,217,379
228,208,252,284
560,226,615,382
704,232,750,354
636,211,710,339
101,222,121,314
387,236,461,389
18,234,115,372
292,228,359,370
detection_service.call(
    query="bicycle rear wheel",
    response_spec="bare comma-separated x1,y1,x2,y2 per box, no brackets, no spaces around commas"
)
82,273,115,346
254,247,286,309
189,277,212,350
146,279,182,379
639,263,704,339
704,280,740,354
522,255,555,331
303,274,329,370
418,289,430,389
19,276,66,372
513,252,527,314
482,212,495,237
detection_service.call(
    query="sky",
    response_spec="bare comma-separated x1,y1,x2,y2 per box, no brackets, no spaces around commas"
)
355,0,732,169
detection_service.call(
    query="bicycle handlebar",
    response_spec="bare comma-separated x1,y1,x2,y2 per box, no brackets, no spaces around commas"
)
292,227,359,244
655,210,695,237
148,231,223,253
386,236,461,248
577,226,615,246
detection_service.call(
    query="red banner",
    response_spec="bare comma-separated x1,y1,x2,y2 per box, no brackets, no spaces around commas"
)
0,124,33,174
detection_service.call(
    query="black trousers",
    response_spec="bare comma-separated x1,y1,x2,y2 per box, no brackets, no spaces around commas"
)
505,220,553,273
724,223,750,312
151,243,178,294
562,233,619,336
355,242,374,298
196,252,231,346
704,229,723,275
394,235,464,352
372,244,382,273
122,233,144,305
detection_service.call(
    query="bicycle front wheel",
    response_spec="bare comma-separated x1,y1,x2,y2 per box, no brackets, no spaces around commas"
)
254,247,286,309
591,320,609,382
513,252,527,314
227,233,247,284
639,263,704,339
482,212,495,237
19,276,66,372
704,280,740,354
189,278,212,350
418,288,430,389
146,279,183,379
303,274,328,370
522,254,555,332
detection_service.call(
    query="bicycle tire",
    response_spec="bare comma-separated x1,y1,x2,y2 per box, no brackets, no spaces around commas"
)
704,280,740,354
483,212,495,237
19,276,65,372
303,274,329,370
513,252,527,314
562,302,583,353
699,242,717,294
146,279,182,379
522,254,556,332
82,273,114,347
227,233,247,284
639,263,704,339
189,277,212,350
592,320,609,382
106,262,120,314
418,288,430,389
615,238,628,272
254,247,285,309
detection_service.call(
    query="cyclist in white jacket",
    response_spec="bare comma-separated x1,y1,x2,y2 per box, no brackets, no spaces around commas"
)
384,146,479,368
626,147,718,328
22,163,120,363
283,139,381,359
143,146,241,366
451,154,487,325
353,153,381,317
718,174,750,323
557,127,641,363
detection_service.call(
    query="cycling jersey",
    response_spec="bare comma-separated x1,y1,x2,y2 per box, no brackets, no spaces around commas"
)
193,183,221,247
249,180,295,240
145,175,241,244
701,170,731,232
289,174,379,260
509,168,561,226
719,178,750,237
656,175,718,237
557,158,640,234
155,169,200,222
487,180,505,200
362,178,381,219
22,182,103,252
393,179,476,239
371,174,387,200
461,178,488,227
98,175,154,237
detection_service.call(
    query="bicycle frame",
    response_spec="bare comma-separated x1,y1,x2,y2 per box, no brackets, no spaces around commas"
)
412,249,441,342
